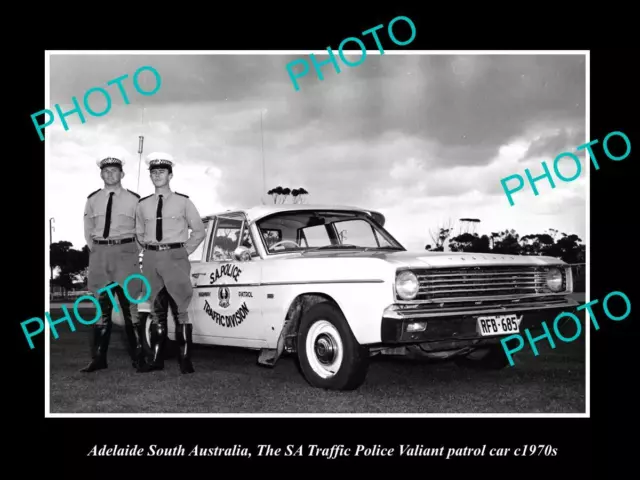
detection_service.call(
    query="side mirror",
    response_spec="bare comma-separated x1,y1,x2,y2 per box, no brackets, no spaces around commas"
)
234,246,252,262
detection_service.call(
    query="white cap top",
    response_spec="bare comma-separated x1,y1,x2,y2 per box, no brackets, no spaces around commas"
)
145,151,175,169
96,146,130,168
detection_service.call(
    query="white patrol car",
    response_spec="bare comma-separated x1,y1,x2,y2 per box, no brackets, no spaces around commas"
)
112,204,578,391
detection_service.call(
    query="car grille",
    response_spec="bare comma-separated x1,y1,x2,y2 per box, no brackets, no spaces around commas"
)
409,265,567,302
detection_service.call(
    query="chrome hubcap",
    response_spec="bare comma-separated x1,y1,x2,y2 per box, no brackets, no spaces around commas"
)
315,334,337,364
305,320,343,379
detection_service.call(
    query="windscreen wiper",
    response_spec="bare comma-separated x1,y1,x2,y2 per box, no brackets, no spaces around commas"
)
301,244,363,254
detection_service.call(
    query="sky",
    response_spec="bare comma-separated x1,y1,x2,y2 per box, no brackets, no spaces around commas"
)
46,52,587,252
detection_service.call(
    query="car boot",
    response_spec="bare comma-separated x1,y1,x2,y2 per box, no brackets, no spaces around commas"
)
80,294,113,372
176,323,195,374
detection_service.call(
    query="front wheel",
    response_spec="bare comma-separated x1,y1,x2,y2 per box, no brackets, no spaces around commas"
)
297,303,369,391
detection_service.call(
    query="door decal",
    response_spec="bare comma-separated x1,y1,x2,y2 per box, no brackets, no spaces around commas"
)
203,297,250,328
209,264,243,283
218,286,231,308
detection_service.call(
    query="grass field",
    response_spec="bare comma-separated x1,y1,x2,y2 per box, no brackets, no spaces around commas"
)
47,303,587,415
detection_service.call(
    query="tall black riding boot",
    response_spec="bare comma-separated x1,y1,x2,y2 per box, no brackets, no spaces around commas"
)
123,321,139,369
80,324,112,372
117,289,144,370
117,291,148,371
80,294,113,372
130,322,148,371
138,322,166,372
176,323,195,374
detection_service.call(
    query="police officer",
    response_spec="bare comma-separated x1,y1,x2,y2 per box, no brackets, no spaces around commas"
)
135,152,206,374
82,149,148,372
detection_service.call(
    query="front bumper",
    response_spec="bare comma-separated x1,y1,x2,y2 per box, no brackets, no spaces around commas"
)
380,295,580,344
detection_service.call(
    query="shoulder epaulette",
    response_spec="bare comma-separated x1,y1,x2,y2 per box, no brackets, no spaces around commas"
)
138,194,153,202
127,189,140,199
176,192,189,198
87,189,101,199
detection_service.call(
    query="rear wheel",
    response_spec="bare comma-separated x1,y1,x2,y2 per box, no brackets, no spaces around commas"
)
297,303,369,390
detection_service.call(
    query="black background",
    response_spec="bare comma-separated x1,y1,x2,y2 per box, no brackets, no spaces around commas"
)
9,8,634,477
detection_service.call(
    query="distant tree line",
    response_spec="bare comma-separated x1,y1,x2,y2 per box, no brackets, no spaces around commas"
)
50,241,90,290
425,220,585,265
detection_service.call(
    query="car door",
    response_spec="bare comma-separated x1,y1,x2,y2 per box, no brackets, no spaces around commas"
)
178,217,213,341
189,213,265,348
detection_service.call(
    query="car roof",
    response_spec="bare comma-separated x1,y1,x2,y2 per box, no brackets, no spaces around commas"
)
202,204,386,226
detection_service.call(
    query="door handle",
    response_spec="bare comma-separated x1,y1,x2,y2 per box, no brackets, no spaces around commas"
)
192,273,205,278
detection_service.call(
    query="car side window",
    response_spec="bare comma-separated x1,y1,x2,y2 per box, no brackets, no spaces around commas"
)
261,229,282,249
188,219,209,262
300,224,331,247
239,224,258,256
206,214,256,261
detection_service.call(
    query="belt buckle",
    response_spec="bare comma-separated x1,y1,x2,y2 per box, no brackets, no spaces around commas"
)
159,244,170,251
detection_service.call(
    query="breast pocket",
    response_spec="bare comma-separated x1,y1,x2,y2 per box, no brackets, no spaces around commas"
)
115,211,136,231
89,212,105,231
161,214,186,237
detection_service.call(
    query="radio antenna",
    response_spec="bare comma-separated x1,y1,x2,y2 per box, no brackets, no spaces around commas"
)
260,109,267,205
136,107,145,193
137,133,144,193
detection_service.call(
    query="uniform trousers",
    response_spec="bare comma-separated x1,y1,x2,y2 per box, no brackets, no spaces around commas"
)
88,239,144,324
142,246,193,325
82,239,146,372
140,245,196,374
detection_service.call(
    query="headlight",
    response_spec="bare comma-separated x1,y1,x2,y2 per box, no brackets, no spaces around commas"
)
396,270,419,300
546,267,564,292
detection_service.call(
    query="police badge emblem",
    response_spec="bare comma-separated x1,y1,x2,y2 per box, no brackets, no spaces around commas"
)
218,286,230,308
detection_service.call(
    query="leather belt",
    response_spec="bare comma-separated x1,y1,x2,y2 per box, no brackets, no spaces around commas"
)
145,242,185,251
93,237,135,245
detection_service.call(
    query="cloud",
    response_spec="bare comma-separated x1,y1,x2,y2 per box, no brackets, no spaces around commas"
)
47,52,587,252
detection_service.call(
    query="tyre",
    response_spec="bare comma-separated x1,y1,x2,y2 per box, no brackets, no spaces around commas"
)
453,344,510,370
296,302,369,390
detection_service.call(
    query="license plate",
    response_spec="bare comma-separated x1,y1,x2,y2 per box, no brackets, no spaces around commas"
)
476,314,521,336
